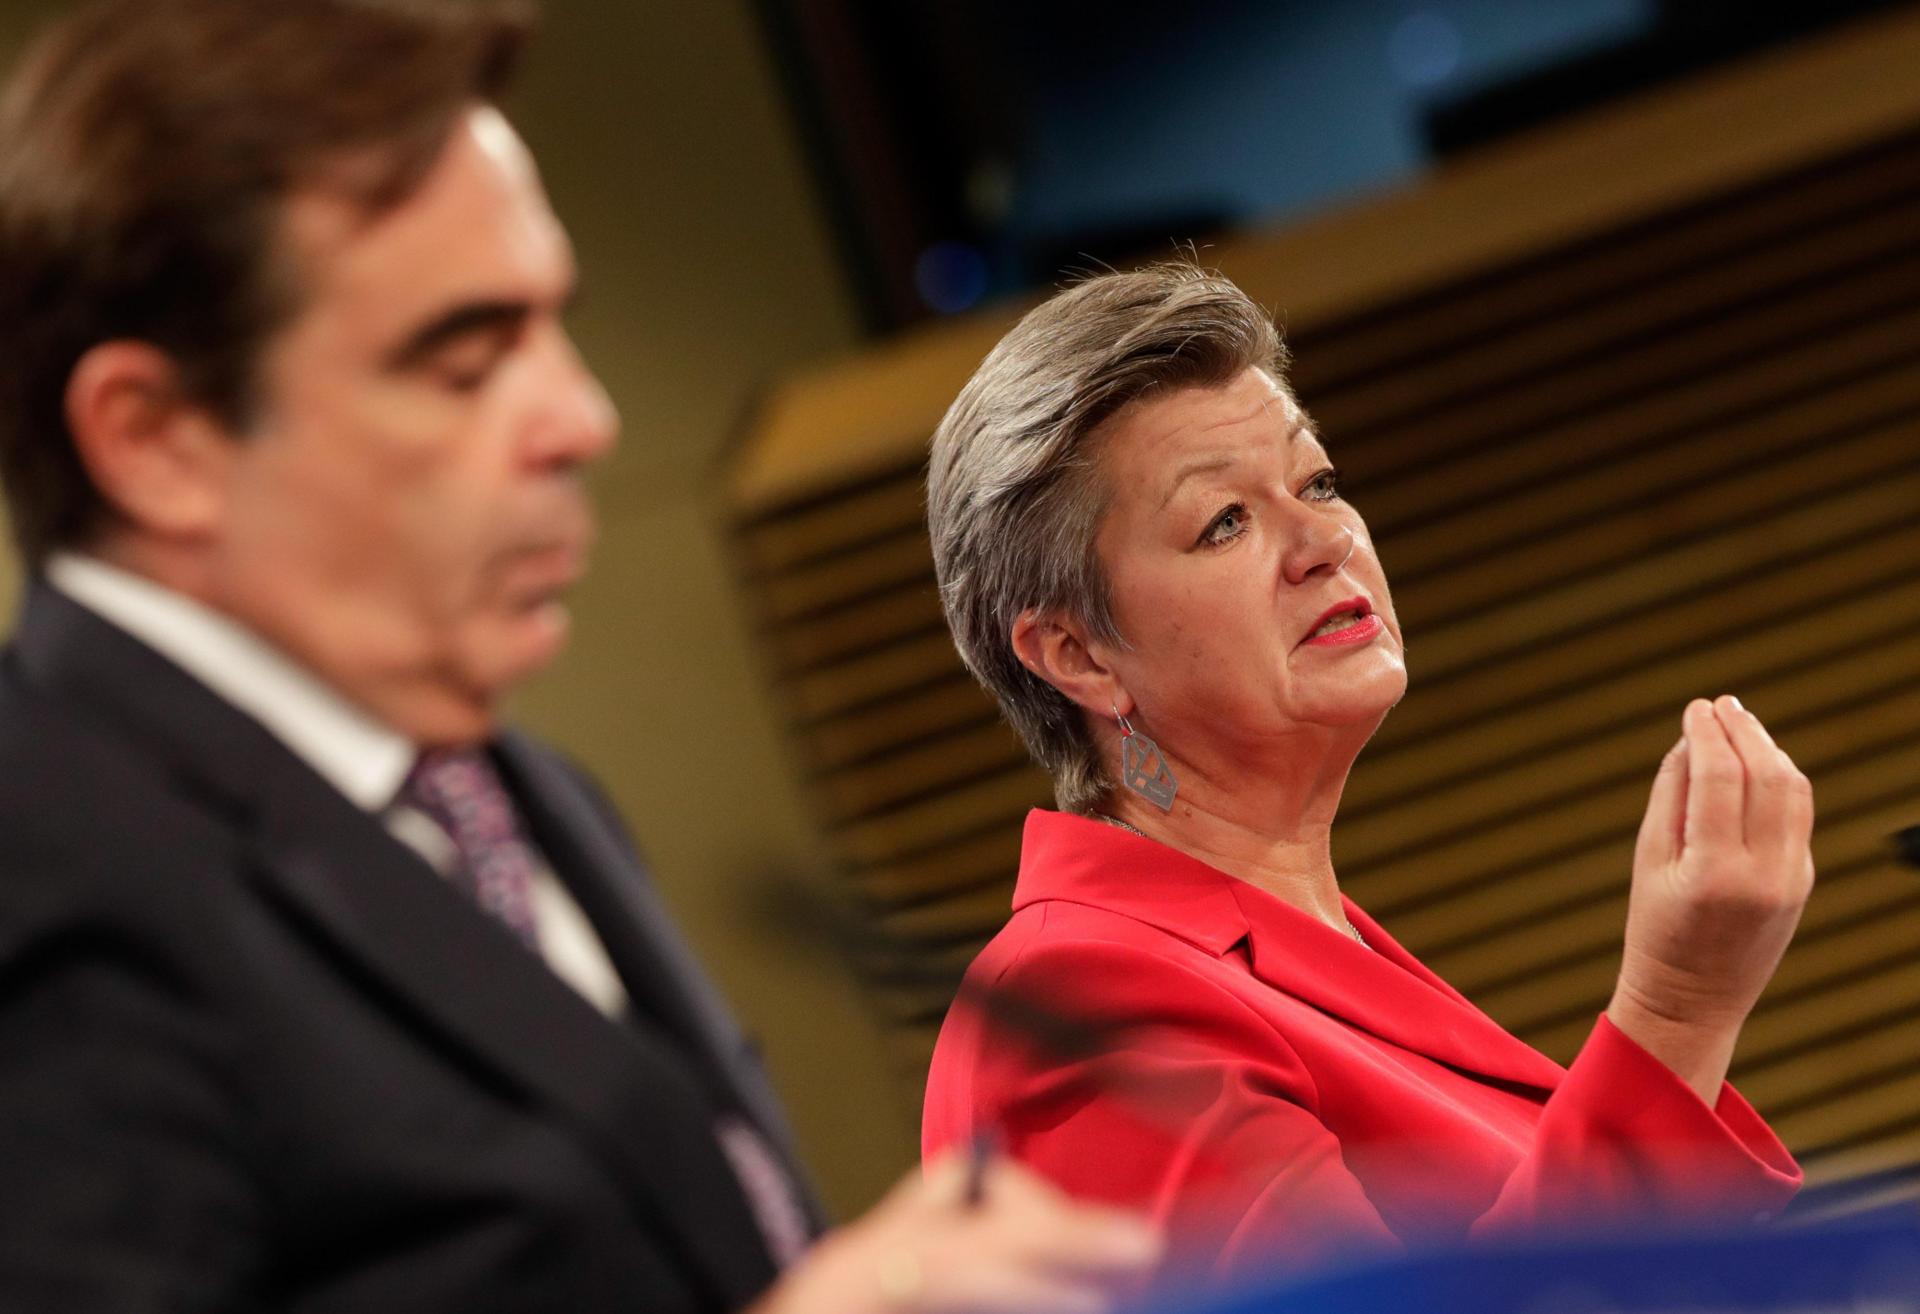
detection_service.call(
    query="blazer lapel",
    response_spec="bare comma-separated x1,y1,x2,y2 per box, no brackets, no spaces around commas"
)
1236,888,1566,1093
9,585,780,1309
1016,809,1565,1094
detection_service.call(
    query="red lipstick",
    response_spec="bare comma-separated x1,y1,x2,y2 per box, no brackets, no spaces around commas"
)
1300,596,1382,648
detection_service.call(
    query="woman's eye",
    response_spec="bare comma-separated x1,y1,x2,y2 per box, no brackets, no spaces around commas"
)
1200,504,1248,547
1305,468,1342,502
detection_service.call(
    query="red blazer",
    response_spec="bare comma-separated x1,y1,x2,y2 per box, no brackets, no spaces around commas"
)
924,811,1801,1281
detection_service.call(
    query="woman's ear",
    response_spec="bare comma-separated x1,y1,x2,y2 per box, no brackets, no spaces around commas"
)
1009,609,1129,719
65,341,237,543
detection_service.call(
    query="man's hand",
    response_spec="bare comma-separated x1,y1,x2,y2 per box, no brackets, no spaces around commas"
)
755,1152,1161,1314
1609,695,1816,1102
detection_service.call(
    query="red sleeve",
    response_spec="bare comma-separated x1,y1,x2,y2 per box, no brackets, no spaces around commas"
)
940,943,1799,1283
1472,1013,1801,1236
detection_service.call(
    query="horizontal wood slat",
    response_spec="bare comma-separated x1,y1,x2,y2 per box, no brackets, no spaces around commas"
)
1290,136,1920,396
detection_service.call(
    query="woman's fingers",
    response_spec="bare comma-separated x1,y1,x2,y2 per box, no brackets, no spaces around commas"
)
1711,695,1812,857
1635,735,1689,872
1612,695,1817,1093
1683,697,1744,853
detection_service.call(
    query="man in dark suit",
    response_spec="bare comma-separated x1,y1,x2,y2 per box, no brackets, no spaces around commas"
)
0,2,1157,1311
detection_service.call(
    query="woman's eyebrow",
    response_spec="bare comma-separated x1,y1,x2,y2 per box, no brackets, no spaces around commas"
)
1157,455,1236,511
1156,424,1303,510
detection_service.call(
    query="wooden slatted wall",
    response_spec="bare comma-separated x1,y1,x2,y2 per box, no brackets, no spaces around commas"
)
731,126,1920,1218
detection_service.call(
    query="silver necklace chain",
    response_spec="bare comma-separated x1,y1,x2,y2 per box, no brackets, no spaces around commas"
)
1091,810,1149,838
1089,812,1370,948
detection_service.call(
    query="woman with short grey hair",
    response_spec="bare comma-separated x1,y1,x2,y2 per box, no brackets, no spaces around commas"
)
923,262,1810,1283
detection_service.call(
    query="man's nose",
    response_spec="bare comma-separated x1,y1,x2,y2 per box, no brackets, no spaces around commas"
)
526,328,619,470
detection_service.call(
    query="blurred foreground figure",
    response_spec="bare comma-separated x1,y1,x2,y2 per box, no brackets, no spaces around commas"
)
923,264,1811,1283
0,2,1156,1310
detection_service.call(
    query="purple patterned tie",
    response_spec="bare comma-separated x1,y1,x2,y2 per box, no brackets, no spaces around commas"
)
714,1114,813,1268
401,748,542,949
402,749,813,1266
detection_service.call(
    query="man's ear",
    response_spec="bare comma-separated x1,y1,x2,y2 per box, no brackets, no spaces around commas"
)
1009,608,1132,720
64,341,238,542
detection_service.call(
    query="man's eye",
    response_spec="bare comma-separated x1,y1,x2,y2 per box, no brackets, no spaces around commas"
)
437,366,494,394
426,333,514,393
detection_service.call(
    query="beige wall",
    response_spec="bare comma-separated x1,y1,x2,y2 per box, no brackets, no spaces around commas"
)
0,0,913,1215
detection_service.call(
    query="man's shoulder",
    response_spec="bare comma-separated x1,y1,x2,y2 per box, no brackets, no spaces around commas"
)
0,661,245,907
0,662,150,804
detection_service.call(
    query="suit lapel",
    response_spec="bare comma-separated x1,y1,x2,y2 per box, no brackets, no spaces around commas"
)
495,733,825,1226
248,783,780,1308
10,585,781,1308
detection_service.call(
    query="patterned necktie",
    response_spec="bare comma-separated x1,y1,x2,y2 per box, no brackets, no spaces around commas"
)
401,748,813,1265
400,748,542,949
714,1114,814,1268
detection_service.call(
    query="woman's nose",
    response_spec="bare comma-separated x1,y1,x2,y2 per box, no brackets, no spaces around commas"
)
1280,510,1355,586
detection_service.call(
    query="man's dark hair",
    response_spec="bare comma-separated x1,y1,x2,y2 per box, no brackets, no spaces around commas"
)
0,0,533,565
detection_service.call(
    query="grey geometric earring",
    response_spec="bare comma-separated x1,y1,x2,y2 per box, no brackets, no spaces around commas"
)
1114,705,1178,811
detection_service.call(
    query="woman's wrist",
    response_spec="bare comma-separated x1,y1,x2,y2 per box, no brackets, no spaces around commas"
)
1605,988,1740,1106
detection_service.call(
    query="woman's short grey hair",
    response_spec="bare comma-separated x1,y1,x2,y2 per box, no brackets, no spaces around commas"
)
927,262,1287,813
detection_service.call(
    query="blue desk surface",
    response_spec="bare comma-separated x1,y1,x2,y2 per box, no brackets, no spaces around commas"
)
1183,1215,1920,1314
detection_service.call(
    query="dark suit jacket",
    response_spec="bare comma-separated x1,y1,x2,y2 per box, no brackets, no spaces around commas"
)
0,582,820,1312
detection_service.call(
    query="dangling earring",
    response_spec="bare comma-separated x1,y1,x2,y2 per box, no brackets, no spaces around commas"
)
1114,703,1178,811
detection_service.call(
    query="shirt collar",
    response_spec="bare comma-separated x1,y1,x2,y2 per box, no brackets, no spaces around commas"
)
45,553,415,812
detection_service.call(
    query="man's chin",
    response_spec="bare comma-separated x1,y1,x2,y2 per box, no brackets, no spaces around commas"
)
521,596,573,661
489,598,576,687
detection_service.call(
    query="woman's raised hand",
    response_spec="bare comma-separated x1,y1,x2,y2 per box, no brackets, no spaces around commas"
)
1608,696,1816,1103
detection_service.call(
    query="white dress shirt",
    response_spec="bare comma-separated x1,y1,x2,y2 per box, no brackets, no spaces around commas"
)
46,553,631,1018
